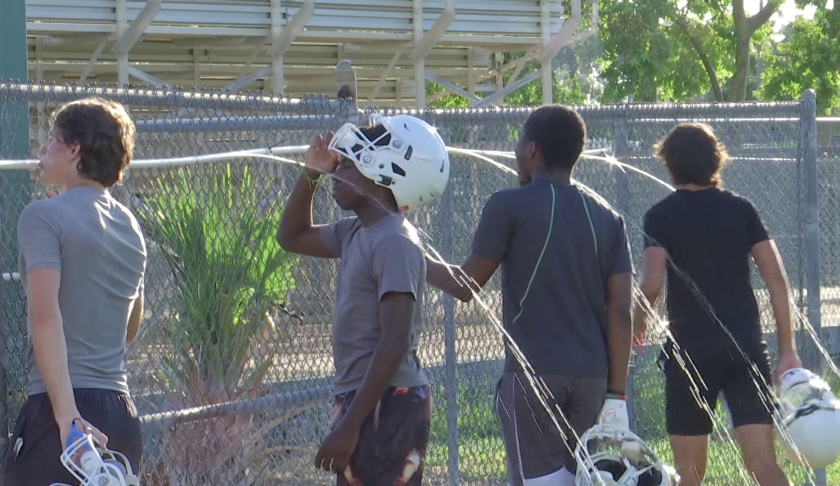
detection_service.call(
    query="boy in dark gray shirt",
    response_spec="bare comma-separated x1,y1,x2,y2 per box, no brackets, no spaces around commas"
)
427,105,634,485
278,114,449,485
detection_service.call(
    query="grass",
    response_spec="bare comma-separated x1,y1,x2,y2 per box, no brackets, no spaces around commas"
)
420,362,840,485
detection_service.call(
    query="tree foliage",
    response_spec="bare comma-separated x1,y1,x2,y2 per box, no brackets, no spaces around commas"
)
421,0,834,111
598,0,781,102
761,1,840,115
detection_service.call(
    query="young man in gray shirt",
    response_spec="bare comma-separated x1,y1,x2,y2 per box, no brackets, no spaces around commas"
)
277,114,449,485
1,97,147,485
427,105,634,485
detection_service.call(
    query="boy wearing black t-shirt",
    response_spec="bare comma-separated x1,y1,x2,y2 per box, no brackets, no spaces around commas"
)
635,123,801,486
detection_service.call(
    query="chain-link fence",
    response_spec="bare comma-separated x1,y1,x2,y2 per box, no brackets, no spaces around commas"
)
0,78,834,485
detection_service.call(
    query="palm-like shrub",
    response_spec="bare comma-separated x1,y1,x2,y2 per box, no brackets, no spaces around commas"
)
136,164,302,485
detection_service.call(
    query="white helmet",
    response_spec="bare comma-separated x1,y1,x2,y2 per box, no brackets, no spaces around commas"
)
575,424,679,486
56,429,139,486
328,113,450,212
776,367,840,469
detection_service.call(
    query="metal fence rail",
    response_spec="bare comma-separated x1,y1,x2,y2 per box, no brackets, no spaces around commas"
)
0,73,835,485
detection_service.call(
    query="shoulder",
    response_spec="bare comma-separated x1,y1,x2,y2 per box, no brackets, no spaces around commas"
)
372,218,425,258
480,183,543,218
643,191,682,220
114,198,145,230
717,188,757,209
580,189,626,229
648,191,681,211
18,198,61,229
484,186,520,209
326,216,363,238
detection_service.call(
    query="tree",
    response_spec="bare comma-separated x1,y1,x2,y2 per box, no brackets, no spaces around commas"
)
760,1,840,116
598,0,784,102
598,0,724,102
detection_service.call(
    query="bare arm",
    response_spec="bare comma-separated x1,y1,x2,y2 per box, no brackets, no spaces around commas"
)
27,268,79,422
427,191,509,302
276,168,339,258
634,246,668,343
277,134,340,258
752,240,796,357
606,272,633,394
127,290,144,342
426,252,500,303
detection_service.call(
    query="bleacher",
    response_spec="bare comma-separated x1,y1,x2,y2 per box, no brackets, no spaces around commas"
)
24,0,572,105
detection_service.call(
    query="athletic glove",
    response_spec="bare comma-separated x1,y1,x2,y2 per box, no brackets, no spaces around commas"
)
597,391,630,430
597,391,644,463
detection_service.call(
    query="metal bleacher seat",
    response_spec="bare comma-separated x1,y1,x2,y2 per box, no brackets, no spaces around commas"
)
24,0,576,104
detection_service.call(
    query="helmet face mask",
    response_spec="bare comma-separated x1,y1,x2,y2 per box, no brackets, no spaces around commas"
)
59,432,139,486
328,113,450,212
574,424,679,486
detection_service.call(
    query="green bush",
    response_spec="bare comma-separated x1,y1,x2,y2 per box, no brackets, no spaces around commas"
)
136,164,301,484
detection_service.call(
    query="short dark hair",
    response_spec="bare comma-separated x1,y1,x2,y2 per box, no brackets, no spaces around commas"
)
655,123,728,187
522,105,587,171
51,97,136,188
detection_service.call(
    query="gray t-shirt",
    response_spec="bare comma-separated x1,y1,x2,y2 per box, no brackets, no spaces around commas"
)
320,213,429,395
473,178,632,378
18,186,147,396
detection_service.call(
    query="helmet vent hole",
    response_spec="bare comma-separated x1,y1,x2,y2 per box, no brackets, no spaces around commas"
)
391,163,406,177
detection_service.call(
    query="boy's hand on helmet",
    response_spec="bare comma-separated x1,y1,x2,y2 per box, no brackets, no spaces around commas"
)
597,394,630,430
597,392,645,463
305,133,339,177
775,351,803,386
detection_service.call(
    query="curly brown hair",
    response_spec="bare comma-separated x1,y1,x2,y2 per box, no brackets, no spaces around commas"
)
655,122,729,187
51,97,136,188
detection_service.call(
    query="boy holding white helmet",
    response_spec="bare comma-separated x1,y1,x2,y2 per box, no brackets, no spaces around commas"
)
635,123,801,486
427,105,635,485
277,113,449,485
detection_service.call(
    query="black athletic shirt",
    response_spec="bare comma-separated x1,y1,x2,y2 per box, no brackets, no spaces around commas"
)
643,187,770,355
472,177,633,377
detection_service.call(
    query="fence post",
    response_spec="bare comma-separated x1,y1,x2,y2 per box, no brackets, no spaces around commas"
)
800,89,825,486
336,60,360,126
0,213,6,460
612,105,637,433
0,0,33,453
435,124,461,485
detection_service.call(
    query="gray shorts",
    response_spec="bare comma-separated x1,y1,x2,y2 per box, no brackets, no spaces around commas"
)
494,372,607,484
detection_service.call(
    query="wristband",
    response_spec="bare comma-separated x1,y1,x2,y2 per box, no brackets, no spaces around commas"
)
606,389,627,400
303,169,322,188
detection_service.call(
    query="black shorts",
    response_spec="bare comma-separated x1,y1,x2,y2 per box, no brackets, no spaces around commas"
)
330,385,432,486
494,372,608,484
0,388,143,486
662,341,776,436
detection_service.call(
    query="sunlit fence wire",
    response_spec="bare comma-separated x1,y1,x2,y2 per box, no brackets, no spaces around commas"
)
0,79,835,485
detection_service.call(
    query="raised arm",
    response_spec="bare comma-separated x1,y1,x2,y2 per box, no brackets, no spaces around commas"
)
277,133,341,258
